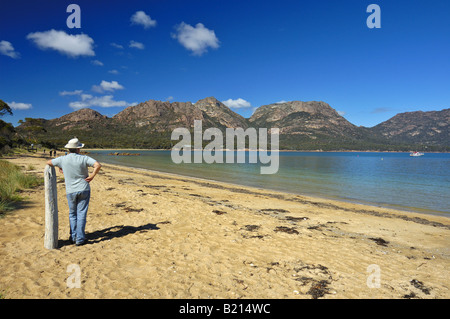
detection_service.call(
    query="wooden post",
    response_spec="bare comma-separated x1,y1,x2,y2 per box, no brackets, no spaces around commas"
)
44,165,58,249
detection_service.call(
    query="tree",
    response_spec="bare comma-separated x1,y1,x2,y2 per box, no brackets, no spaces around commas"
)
15,118,46,145
0,100,13,117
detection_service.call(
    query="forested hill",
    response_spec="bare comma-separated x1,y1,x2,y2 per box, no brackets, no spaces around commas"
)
14,97,449,151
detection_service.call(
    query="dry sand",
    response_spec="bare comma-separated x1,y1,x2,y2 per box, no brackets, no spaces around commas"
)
0,153,449,299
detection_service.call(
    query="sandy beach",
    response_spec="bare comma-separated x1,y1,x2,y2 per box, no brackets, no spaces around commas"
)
0,152,449,299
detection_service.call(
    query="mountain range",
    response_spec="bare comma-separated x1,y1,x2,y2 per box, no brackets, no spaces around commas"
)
16,97,449,151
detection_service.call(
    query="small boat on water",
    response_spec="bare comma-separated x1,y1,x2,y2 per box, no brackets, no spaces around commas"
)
410,151,424,157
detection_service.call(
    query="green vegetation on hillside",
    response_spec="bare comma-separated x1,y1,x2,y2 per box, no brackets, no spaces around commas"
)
5,99,450,152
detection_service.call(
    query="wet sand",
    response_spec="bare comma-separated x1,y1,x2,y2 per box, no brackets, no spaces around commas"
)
0,153,449,298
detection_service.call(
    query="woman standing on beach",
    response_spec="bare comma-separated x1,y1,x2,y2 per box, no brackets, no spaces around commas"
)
46,138,102,246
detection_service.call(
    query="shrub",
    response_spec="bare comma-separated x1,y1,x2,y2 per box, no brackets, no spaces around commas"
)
0,160,42,215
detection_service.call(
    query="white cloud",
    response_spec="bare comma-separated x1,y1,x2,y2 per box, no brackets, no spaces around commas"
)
172,22,219,56
91,80,124,93
59,90,83,96
69,95,131,110
337,110,346,116
110,42,124,49
108,69,119,74
8,101,32,110
91,59,104,66
129,40,144,50
222,98,251,109
371,107,392,114
131,11,157,29
26,29,95,57
80,94,93,100
0,40,20,59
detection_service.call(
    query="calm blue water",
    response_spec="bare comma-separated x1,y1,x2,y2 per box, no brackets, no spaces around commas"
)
87,150,450,216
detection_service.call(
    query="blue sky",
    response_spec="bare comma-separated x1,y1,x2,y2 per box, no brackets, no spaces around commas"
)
1,0,449,127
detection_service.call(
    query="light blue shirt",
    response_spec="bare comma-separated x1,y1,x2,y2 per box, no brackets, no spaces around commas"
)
52,153,97,194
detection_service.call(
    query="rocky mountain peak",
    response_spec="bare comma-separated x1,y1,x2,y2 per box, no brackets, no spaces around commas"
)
194,96,248,128
248,100,358,139
371,108,450,146
111,99,204,129
55,108,108,122
194,96,223,109
250,101,339,124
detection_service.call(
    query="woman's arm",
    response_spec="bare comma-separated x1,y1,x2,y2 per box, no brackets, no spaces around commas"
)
85,161,102,183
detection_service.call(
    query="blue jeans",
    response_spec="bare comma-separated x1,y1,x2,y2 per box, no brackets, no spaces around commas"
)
66,190,90,244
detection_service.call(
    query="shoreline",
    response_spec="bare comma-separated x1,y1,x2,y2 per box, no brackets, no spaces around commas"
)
4,151,450,227
102,162,450,227
1,152,449,299
101,160,450,219
85,150,449,217
84,148,450,154
6,151,449,218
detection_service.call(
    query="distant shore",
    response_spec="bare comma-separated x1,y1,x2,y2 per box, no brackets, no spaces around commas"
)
0,152,448,299
83,148,449,153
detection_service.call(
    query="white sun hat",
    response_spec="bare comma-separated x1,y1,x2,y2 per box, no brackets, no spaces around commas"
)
64,138,85,149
